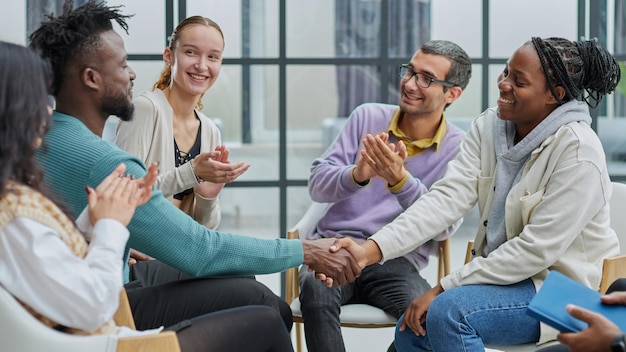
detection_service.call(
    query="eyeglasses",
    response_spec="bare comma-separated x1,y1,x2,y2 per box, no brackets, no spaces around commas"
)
398,64,456,89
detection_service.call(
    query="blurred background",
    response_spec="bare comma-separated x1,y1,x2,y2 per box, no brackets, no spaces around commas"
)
2,1,625,349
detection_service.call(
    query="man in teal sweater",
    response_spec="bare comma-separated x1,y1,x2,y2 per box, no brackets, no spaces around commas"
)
30,0,358,331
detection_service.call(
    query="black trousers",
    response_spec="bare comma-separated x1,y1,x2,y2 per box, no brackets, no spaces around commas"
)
166,305,294,352
125,260,293,332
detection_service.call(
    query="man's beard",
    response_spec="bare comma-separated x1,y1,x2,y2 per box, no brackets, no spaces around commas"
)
102,92,135,121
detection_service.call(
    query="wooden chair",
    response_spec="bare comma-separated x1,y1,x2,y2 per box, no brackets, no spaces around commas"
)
284,201,451,352
115,290,181,352
0,286,180,352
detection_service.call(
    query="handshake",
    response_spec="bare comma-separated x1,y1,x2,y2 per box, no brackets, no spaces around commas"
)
301,237,381,287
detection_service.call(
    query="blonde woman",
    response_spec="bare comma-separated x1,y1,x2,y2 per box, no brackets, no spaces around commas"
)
115,16,249,230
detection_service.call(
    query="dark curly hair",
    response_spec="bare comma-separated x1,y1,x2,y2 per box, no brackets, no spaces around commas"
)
28,0,133,96
531,37,621,108
0,41,51,196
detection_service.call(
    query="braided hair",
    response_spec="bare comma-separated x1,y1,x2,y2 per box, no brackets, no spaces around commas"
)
531,37,621,108
28,0,133,96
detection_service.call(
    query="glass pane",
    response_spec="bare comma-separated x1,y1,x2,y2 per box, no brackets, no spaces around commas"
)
287,187,312,229
217,187,279,236
333,0,381,58
432,0,482,58
388,0,430,58
488,64,505,109
250,65,279,139
286,0,336,57
614,79,626,116
3,1,25,44
489,0,578,58
615,1,626,116
288,65,337,128
248,0,279,58
247,65,280,181
203,65,280,181
107,0,167,54
335,65,381,116
287,0,384,58
286,65,347,180
217,187,281,295
128,60,168,100
287,65,355,179
446,64,483,118
617,0,626,55
201,65,242,143
186,0,242,58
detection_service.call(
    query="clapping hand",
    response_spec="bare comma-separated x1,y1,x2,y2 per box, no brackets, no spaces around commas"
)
193,145,251,198
87,163,155,227
361,132,408,187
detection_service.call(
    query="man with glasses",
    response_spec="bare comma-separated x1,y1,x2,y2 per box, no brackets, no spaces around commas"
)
299,40,472,352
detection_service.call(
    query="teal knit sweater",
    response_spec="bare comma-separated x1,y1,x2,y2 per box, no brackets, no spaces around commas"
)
37,112,303,282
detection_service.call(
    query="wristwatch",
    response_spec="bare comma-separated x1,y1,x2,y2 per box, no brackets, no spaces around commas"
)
612,333,626,352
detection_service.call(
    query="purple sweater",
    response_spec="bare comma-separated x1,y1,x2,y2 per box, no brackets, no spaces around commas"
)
308,103,464,269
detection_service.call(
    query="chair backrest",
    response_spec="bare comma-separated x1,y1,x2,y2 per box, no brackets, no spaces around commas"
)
114,289,136,329
610,182,626,253
600,182,626,293
292,201,333,240
0,285,116,352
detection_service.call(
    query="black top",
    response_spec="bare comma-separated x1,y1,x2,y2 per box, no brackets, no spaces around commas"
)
173,123,201,200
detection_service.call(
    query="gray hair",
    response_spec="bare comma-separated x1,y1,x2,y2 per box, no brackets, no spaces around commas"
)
421,40,472,91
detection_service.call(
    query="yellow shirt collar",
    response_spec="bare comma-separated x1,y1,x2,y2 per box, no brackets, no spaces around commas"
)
387,109,447,156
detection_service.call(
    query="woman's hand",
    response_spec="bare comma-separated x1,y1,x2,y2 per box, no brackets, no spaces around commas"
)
192,145,250,186
399,284,444,336
87,164,152,226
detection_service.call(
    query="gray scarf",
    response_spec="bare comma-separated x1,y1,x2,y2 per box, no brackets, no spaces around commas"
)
483,100,592,255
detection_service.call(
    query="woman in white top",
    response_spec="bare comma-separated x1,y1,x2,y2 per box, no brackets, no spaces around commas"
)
0,38,292,351
115,16,250,230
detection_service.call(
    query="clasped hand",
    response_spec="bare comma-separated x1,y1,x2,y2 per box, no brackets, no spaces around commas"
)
302,237,374,287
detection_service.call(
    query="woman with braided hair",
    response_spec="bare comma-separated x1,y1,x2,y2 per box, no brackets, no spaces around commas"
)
387,36,621,351
329,36,621,351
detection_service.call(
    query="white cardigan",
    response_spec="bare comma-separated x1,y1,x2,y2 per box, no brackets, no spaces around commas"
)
370,105,619,343
115,89,222,229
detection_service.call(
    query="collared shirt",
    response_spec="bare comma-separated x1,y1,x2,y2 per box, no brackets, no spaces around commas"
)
387,109,448,156
386,110,448,191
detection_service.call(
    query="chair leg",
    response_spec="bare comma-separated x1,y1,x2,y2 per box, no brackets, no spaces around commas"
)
295,322,303,352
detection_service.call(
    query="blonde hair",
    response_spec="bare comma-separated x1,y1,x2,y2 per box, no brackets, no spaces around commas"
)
152,16,224,110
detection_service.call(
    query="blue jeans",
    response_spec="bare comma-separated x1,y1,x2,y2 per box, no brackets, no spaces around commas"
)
299,257,431,352
394,279,540,352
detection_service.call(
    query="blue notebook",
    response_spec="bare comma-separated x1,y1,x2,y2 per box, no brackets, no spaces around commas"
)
527,270,626,332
